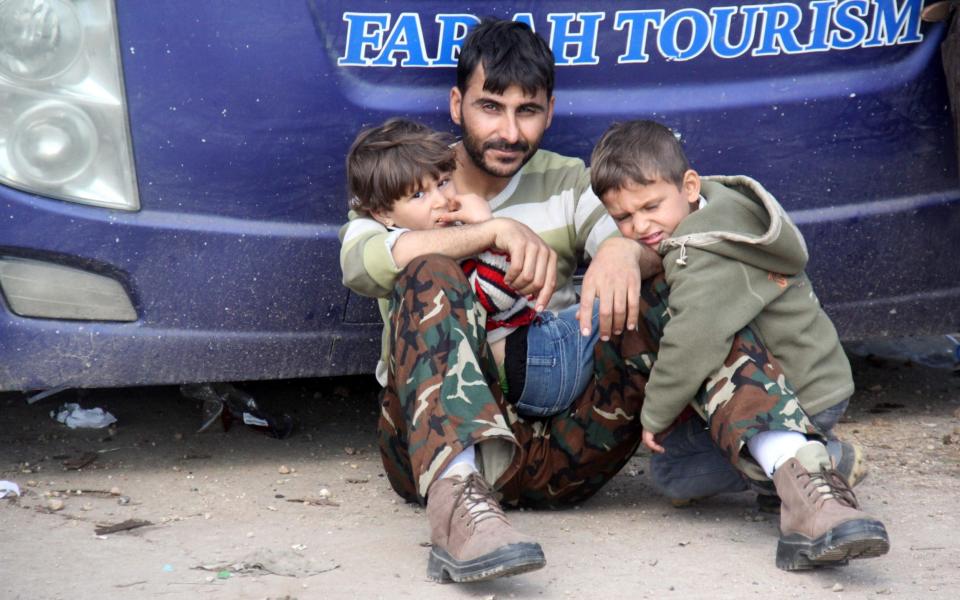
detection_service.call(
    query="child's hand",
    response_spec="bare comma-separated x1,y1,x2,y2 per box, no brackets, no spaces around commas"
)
438,193,492,225
642,430,665,453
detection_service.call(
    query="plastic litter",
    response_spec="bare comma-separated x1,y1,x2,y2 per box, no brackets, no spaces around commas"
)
0,481,21,498
180,382,293,439
53,403,117,429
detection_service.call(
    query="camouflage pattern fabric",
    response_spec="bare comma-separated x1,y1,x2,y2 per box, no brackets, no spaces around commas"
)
378,255,817,508
697,326,821,473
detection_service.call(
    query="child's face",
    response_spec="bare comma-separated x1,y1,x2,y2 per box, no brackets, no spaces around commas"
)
374,172,457,230
601,170,701,248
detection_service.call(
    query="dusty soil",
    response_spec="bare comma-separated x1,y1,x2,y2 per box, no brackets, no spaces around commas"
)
2,354,958,600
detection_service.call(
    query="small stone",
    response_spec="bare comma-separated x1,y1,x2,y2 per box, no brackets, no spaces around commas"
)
203,512,212,520
278,465,291,475
26,480,37,487
246,531,254,538
832,583,844,592
117,496,130,505
267,505,277,511
109,487,122,496
318,488,331,499
344,446,356,455
47,498,65,511
81,503,93,511
171,465,181,472
867,384,883,392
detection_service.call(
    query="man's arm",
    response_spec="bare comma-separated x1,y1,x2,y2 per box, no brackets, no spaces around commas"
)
577,237,663,339
340,211,558,309
392,218,558,311
565,166,663,337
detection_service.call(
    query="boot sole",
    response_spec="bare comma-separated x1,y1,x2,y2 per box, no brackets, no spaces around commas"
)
776,518,890,571
427,542,546,583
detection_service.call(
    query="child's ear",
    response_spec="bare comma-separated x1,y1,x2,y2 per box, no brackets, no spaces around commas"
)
371,210,394,228
682,170,701,205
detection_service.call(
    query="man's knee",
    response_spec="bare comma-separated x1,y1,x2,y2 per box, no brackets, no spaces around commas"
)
398,254,465,285
391,254,472,318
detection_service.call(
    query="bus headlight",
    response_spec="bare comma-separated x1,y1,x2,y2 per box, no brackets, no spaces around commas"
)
0,0,83,82
10,101,97,184
0,0,139,211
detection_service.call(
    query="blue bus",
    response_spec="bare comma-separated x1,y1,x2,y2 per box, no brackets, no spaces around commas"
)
0,0,957,391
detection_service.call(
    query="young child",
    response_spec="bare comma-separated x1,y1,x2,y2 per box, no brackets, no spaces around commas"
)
590,119,890,570
346,117,600,419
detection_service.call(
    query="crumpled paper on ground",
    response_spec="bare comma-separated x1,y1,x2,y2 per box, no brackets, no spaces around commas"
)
194,548,338,578
53,403,117,429
0,481,20,498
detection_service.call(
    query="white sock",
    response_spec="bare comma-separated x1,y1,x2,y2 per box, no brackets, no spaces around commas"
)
747,430,809,477
439,445,478,480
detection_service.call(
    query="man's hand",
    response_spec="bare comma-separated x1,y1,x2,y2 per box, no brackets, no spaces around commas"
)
578,237,646,340
438,193,492,225
642,430,665,454
489,218,557,312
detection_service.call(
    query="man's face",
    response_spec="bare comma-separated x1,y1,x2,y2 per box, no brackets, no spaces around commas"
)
450,64,554,178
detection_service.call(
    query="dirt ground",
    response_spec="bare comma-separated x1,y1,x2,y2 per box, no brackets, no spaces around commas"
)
2,353,958,600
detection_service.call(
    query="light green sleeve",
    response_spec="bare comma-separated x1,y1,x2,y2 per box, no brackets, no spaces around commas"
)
339,213,402,298
641,248,773,433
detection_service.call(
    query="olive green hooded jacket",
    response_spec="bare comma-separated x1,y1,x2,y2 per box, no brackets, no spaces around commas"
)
641,175,853,433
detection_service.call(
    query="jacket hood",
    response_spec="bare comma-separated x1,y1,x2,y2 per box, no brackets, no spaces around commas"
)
658,175,809,275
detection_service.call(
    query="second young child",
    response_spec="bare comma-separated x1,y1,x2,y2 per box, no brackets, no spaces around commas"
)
590,119,890,571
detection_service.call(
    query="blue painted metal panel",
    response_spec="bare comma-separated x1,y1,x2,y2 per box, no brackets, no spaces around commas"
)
0,0,956,390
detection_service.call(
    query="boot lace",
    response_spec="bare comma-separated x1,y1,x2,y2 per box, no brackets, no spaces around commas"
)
452,473,507,528
806,465,860,509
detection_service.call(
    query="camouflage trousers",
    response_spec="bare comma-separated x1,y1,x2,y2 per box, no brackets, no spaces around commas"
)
378,256,818,508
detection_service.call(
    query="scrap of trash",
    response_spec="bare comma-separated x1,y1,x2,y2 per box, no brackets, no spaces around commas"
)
52,403,117,429
193,549,338,578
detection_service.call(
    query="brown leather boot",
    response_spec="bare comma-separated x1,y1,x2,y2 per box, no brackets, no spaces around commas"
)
755,439,868,514
425,468,545,583
773,441,889,570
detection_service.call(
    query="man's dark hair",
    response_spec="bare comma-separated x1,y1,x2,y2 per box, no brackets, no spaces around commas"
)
457,19,555,98
346,118,456,216
590,120,691,199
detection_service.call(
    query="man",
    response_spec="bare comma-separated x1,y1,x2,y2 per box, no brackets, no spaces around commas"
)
340,19,852,583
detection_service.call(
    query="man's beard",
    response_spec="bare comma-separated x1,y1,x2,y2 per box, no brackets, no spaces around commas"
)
460,118,540,178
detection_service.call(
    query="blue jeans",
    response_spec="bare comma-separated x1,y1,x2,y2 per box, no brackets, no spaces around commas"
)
514,301,601,418
648,399,850,499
